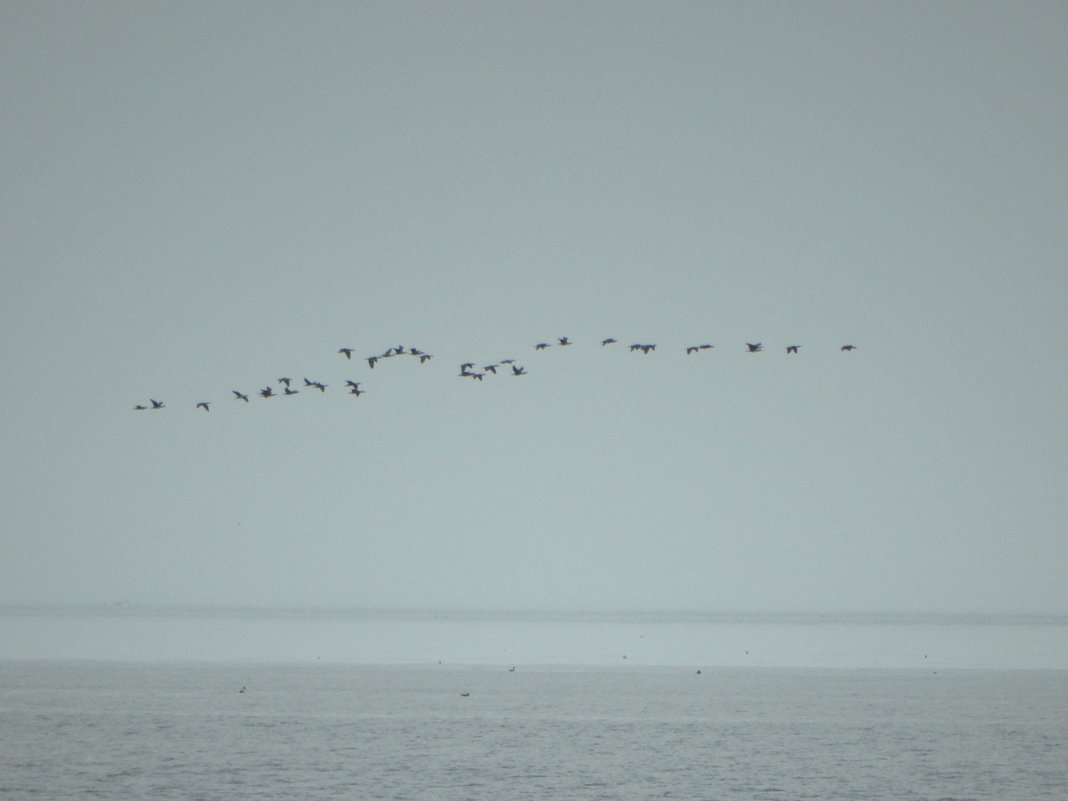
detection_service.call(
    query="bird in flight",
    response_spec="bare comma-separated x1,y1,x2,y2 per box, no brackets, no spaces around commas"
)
260,387,275,398
746,343,763,352
196,402,210,412
339,348,354,359
786,345,800,354
534,342,550,350
841,345,857,351
558,336,572,346
150,399,165,409
601,338,617,346
233,390,249,402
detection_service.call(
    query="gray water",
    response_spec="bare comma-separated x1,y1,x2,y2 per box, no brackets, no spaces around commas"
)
2,609,1067,799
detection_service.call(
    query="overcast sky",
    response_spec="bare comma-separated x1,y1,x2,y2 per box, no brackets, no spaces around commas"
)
2,1,1066,615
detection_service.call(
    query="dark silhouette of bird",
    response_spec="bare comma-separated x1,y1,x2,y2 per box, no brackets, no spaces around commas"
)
786,345,800,354
419,353,433,363
602,338,617,346
367,356,378,368
484,364,498,374
279,378,291,387
746,342,763,352
345,380,361,390
134,404,147,410
534,343,550,350
339,347,353,359
310,382,326,392
512,365,527,376
460,362,475,371
196,402,210,412
841,344,857,351
233,390,249,402
698,344,713,351
260,387,275,398
284,387,299,396
500,358,515,364
150,399,165,409
349,387,365,396
558,336,571,345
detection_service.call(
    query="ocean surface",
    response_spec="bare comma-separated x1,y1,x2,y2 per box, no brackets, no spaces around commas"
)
2,608,1067,800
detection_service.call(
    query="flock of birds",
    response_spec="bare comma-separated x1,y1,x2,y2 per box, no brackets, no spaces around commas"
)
133,338,858,412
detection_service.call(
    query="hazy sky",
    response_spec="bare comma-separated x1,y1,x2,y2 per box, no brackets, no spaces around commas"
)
3,1,1066,614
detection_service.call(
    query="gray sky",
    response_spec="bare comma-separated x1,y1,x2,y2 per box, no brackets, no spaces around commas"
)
3,1,1066,614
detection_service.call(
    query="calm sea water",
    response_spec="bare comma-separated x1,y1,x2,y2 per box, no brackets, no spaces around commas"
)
2,609,1066,800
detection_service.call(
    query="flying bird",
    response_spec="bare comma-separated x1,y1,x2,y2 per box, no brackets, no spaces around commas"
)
150,399,165,409
841,344,857,351
602,338,617,346
558,336,571,346
284,387,299,395
511,365,527,375
233,390,249,402
134,405,147,410
367,356,378,368
786,345,800,354
534,343,550,350
339,348,353,359
746,343,763,352
279,378,291,387
196,402,210,412
349,387,365,396
260,387,275,398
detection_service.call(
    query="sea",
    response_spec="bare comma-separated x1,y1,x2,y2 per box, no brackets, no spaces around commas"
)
2,608,1066,800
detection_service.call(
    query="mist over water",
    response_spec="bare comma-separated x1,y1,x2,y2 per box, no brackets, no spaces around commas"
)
3,607,1067,669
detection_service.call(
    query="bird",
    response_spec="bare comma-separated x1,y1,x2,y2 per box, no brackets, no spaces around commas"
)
310,382,326,392
601,338,617,346
534,343,550,350
260,387,275,398
746,342,763,352
460,362,475,371
367,356,378,368
841,344,857,351
345,380,361,390
338,347,353,359
558,336,571,345
484,364,498,374
134,405,147,410
196,402,210,412
419,354,433,363
348,387,365,396
786,345,800,354
150,399,165,409
278,377,292,387
512,365,527,376
233,390,249,402
283,387,299,396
